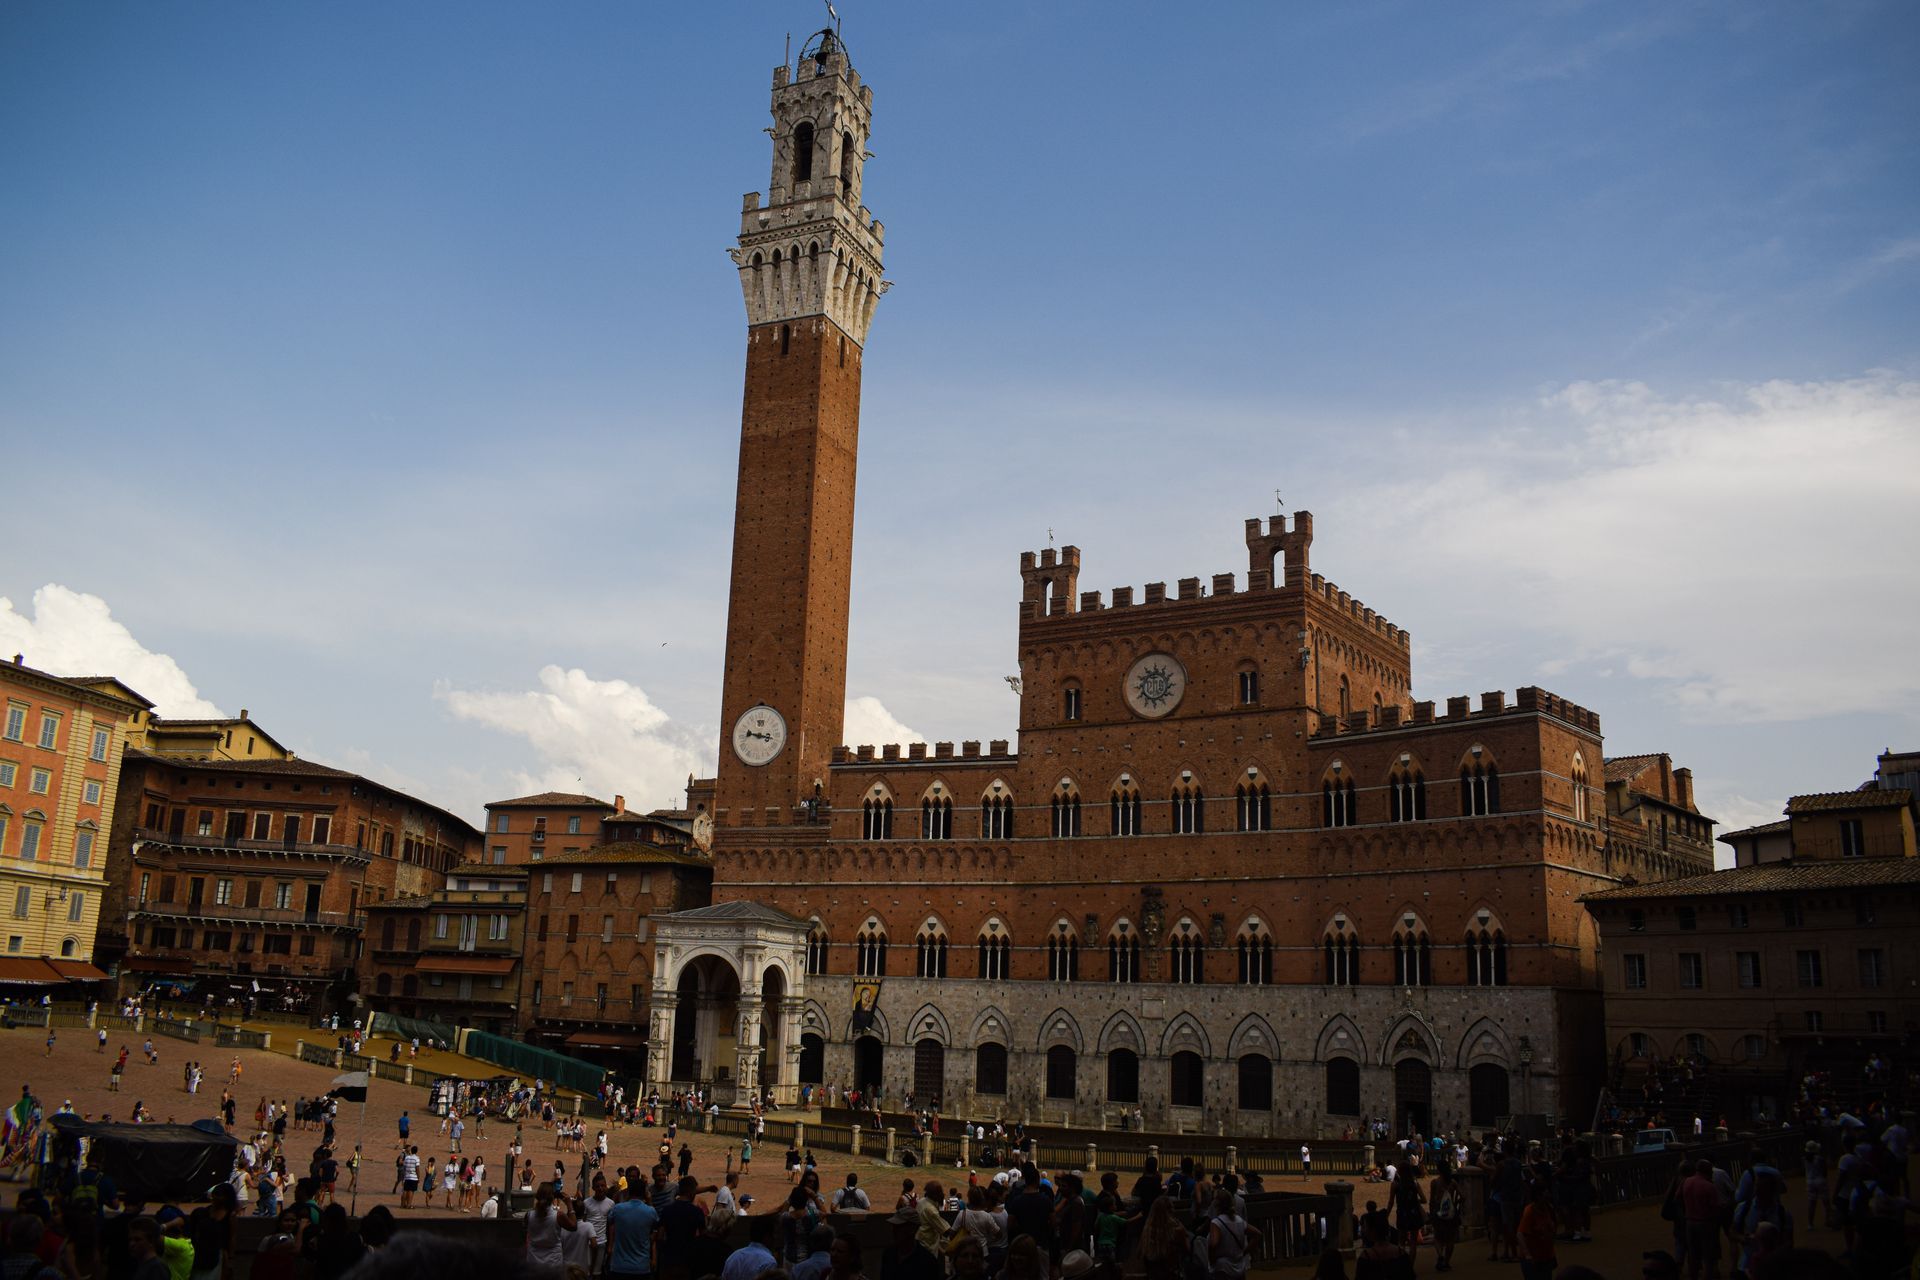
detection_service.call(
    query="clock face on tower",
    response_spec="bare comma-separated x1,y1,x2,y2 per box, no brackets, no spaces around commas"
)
731,704,789,766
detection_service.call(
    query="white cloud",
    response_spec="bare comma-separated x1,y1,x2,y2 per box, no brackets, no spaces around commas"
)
843,695,924,749
437,665,921,813
0,584,223,718
1334,372,1920,723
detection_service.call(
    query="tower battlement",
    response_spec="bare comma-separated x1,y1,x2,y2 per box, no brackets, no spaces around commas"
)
1309,685,1601,738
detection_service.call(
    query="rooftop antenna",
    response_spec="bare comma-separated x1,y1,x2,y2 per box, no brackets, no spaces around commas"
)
1047,526,1054,547
826,1,841,35
1274,488,1285,512
785,31,791,67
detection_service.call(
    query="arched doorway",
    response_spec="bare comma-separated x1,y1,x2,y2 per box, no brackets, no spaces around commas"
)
759,966,788,1090
913,1038,945,1105
976,1044,1008,1096
1045,1045,1077,1100
798,1033,825,1086
1237,1054,1272,1111
1469,1062,1510,1127
1107,1049,1140,1103
1394,1058,1433,1136
853,1036,884,1094
672,954,741,1083
1170,1050,1205,1108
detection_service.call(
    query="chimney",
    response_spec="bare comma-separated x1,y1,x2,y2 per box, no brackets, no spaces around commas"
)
11,655,20,665
1673,768,1693,810
614,794,626,814
240,709,248,719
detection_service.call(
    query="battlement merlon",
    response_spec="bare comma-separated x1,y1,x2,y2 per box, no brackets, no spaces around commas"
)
1308,685,1603,740
1019,546,1082,620
1246,511,1313,590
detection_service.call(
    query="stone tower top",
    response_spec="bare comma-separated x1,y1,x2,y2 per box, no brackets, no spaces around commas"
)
729,27,889,344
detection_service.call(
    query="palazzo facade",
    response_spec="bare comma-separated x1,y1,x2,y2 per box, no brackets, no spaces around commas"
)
648,28,1713,1138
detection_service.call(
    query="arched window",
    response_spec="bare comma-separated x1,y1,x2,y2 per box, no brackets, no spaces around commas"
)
406,918,421,951
401,974,418,998
856,926,888,977
1110,783,1142,837
376,972,392,996
915,925,948,978
1628,1032,1652,1059
1466,927,1509,986
1170,782,1205,835
1389,761,1427,822
975,1043,1008,1095
921,795,952,841
806,925,830,975
981,788,1014,839
1236,780,1272,832
1325,1057,1361,1116
1338,676,1351,719
1047,927,1079,982
1237,924,1273,985
1169,1050,1205,1108
791,121,815,185
1062,682,1082,722
1392,928,1432,987
862,794,893,841
380,917,396,950
1169,926,1205,985
1237,1054,1273,1111
1051,786,1082,838
1108,926,1140,984
1323,928,1360,986
1323,769,1357,827
1106,1049,1140,1103
1045,1045,1077,1100
976,927,1010,980
840,131,856,198
59,938,75,957
1372,691,1384,724
1571,753,1591,823
1459,749,1501,816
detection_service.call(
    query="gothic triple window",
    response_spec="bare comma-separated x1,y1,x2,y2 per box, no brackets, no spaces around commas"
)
1109,928,1141,984
1467,927,1509,986
1170,783,1205,835
1236,782,1272,832
1324,930,1360,986
806,926,830,975
862,795,893,841
1110,785,1142,837
856,927,888,977
1571,753,1591,823
1047,930,1079,982
981,792,1014,839
922,795,952,841
1393,928,1432,986
1051,788,1082,838
1460,751,1501,816
1169,927,1205,985
977,929,1011,980
915,926,948,978
1389,762,1427,823
1323,771,1357,828
1237,927,1274,985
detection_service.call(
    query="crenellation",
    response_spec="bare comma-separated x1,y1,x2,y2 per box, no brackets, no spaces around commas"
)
1079,590,1102,611
961,741,980,758
1144,582,1167,604
1308,686,1603,740
934,741,953,759
1212,572,1235,596
1481,691,1506,715
906,742,926,760
1112,586,1134,608
1177,577,1201,601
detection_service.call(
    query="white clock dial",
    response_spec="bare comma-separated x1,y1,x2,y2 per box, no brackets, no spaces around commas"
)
731,704,789,766
1123,652,1187,719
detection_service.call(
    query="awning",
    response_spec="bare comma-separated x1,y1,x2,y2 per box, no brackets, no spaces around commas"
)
0,958,62,985
413,955,517,976
47,960,108,982
563,1031,648,1050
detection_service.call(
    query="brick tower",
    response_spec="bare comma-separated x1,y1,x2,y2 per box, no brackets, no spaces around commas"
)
715,29,888,831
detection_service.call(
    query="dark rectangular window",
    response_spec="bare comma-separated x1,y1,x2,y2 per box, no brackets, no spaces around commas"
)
1840,819,1865,857
566,914,578,943
1859,949,1886,989
1063,687,1081,722
1736,951,1761,988
1623,954,1647,990
1676,906,1696,931
1782,900,1803,928
252,813,271,840
1795,950,1823,988
1677,953,1703,989
1238,671,1259,705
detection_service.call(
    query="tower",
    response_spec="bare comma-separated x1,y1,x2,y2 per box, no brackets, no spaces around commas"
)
715,29,888,830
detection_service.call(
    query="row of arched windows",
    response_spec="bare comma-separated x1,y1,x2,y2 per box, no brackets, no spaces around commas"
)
813,921,1509,986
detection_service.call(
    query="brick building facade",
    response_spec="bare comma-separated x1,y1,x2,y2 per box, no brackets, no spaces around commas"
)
102,752,481,1009
362,866,528,1035
641,29,1715,1137
1584,753,1919,1123
480,792,615,867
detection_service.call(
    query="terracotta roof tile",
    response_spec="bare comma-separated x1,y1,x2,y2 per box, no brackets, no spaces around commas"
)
1603,754,1665,783
1787,788,1913,813
487,792,612,810
533,841,706,868
1582,856,1920,902
1717,819,1791,843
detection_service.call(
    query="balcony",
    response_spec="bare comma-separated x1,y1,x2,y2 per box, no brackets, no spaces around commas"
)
129,899,358,930
133,828,372,865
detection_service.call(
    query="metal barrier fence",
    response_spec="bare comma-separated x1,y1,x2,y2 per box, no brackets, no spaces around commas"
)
98,1015,140,1032
1591,1128,1807,1206
215,1027,270,1049
297,1042,338,1067
2,1007,50,1029
152,1019,203,1043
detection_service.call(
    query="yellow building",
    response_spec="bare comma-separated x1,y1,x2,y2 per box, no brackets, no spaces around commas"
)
67,678,292,762
0,657,144,965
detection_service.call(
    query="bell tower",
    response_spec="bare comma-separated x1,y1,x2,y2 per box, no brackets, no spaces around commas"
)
715,29,888,831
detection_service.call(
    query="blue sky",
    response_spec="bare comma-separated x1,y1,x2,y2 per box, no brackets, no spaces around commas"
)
2,2,1916,837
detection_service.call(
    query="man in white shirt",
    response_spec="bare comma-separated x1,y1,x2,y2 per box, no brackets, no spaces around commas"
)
833,1172,871,1211
581,1173,616,1272
715,1171,741,1214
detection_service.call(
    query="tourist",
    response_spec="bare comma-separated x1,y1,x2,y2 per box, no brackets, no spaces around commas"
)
523,1182,576,1268
1137,1197,1184,1280
835,1172,871,1211
1515,1180,1558,1280
1204,1187,1258,1280
1427,1162,1461,1273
